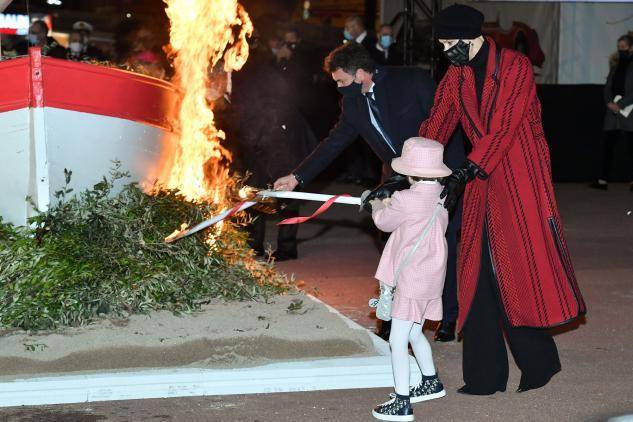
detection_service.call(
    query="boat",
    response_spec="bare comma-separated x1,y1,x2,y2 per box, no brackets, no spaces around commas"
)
0,48,179,226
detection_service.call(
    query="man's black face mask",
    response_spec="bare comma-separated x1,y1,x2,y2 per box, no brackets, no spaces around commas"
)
444,40,471,66
337,80,363,97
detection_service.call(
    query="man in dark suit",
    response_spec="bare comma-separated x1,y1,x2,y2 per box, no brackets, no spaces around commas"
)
274,43,465,341
343,15,377,52
274,42,437,190
371,24,403,66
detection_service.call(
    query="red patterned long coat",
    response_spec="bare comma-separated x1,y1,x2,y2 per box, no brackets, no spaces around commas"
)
419,39,586,330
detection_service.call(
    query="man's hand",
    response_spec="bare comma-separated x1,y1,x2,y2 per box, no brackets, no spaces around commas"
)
274,174,299,191
608,102,621,113
441,160,486,212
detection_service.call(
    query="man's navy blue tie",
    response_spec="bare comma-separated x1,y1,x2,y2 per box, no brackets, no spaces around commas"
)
364,92,397,154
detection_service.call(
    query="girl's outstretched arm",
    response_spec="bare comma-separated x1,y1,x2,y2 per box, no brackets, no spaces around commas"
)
372,192,407,233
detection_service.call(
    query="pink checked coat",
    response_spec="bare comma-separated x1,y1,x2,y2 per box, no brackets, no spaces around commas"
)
372,182,449,322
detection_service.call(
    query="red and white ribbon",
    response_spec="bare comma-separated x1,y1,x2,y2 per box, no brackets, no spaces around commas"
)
166,190,361,243
277,194,351,225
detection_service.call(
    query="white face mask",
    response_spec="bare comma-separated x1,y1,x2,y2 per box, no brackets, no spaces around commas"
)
69,42,84,54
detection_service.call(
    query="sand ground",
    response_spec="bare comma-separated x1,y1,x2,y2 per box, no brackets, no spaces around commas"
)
0,292,374,379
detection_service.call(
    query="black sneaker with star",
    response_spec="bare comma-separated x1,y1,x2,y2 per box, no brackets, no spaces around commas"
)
372,394,414,421
409,374,446,403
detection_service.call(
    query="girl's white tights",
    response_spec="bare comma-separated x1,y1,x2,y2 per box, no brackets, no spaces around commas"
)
389,318,437,395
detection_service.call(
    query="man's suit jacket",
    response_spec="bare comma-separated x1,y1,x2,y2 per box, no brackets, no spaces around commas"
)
294,66,439,184
371,45,404,67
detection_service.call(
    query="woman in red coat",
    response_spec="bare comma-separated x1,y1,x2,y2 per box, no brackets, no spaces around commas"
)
420,5,586,395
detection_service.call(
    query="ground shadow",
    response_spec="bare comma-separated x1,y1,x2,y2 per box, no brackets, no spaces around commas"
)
0,409,107,422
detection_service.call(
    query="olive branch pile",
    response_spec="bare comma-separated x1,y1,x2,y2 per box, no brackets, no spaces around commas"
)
0,163,290,331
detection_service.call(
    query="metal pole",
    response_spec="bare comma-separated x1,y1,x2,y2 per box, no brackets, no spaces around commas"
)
402,0,409,65
430,0,441,79
365,0,377,32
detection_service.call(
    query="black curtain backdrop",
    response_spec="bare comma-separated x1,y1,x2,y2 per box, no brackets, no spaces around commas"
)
539,84,632,183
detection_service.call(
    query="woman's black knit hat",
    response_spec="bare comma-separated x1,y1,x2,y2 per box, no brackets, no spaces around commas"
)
435,4,484,39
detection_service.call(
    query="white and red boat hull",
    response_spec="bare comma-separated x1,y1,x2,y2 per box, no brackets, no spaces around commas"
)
0,49,179,225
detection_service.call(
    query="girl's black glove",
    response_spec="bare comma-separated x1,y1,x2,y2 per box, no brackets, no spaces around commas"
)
361,173,409,213
441,160,487,212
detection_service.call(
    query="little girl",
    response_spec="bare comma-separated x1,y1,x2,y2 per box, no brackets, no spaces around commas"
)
369,138,451,421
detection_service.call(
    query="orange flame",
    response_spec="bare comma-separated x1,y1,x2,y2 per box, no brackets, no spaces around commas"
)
161,0,252,204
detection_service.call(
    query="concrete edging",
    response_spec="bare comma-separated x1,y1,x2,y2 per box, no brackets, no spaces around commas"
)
0,295,415,407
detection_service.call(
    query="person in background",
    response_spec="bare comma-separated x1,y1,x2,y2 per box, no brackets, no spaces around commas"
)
592,34,633,192
66,30,87,61
341,16,381,186
276,28,324,145
18,20,66,58
343,15,376,51
371,24,402,66
275,29,314,111
213,33,317,261
71,21,106,61
283,28,313,63
267,35,283,61
66,29,104,61
118,26,166,79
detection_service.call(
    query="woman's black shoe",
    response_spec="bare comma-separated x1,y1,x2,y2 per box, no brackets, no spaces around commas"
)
517,367,560,393
457,385,506,395
434,321,456,342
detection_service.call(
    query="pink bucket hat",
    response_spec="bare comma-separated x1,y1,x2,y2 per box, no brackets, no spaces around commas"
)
391,137,452,178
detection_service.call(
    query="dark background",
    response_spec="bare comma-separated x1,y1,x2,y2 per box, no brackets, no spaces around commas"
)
2,0,627,183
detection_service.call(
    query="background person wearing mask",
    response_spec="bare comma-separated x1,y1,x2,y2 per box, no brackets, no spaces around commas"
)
592,34,633,192
117,25,166,79
18,20,66,58
66,29,104,61
371,24,402,66
341,15,381,186
343,15,376,52
71,21,106,61
275,29,322,145
211,35,317,261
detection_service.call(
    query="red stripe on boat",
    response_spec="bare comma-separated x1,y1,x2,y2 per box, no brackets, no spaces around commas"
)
0,48,179,131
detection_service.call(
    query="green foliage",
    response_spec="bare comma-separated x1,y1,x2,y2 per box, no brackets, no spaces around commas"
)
0,164,289,330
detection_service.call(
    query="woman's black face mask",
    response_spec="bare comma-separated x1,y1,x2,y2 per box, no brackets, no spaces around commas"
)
444,40,471,66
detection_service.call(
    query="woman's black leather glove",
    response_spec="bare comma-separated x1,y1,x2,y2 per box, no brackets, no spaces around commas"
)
441,160,487,212
360,173,409,213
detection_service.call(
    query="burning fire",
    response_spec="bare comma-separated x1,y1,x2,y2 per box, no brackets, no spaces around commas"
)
161,0,252,204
